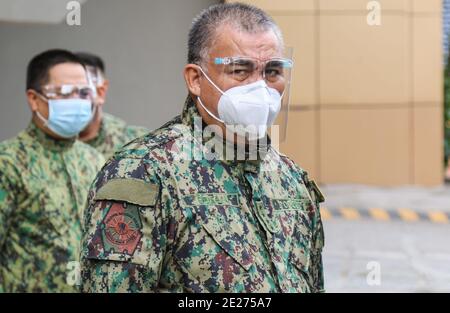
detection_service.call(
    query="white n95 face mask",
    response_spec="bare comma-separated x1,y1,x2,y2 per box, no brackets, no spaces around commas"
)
197,67,282,140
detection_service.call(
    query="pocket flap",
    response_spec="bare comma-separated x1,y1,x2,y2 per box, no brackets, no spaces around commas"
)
181,194,254,271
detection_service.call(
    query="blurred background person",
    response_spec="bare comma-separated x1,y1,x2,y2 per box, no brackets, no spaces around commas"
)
0,49,104,292
76,52,149,159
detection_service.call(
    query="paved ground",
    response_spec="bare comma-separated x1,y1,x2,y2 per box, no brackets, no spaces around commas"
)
319,184,450,293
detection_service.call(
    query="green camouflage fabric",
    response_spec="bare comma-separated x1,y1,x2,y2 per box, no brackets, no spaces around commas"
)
81,96,325,293
0,122,105,292
85,112,149,160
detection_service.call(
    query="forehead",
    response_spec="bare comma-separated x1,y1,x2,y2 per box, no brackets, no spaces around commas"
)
47,62,87,85
209,25,282,61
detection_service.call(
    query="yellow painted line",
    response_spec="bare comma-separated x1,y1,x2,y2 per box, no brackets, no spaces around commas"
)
397,208,419,222
327,207,450,224
320,207,332,220
340,207,360,220
428,211,449,224
369,208,390,221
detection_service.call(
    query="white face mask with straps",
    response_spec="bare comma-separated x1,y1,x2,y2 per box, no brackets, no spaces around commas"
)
197,67,282,140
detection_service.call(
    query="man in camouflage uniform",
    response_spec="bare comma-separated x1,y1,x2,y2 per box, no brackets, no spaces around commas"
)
0,50,105,292
76,52,149,159
81,3,325,293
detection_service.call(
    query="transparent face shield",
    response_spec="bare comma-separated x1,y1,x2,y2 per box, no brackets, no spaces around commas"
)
85,65,103,103
86,65,104,87
202,48,293,144
272,47,293,144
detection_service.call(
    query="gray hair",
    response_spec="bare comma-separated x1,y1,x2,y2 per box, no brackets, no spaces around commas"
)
188,2,284,65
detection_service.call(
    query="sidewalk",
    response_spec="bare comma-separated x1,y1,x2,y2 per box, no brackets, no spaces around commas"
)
320,184,450,292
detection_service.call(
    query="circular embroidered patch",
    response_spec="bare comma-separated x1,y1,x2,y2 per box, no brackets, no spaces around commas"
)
101,202,143,255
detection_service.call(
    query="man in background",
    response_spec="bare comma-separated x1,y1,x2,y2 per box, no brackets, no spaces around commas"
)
0,49,105,292
76,52,149,159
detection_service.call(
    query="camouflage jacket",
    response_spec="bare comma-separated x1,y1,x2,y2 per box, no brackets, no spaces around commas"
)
81,97,325,293
0,122,105,292
85,112,148,160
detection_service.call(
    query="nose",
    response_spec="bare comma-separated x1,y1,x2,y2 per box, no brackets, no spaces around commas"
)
243,63,266,84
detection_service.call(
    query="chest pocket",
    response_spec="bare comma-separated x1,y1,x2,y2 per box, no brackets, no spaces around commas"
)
23,183,75,239
176,193,254,287
260,197,314,274
22,161,82,240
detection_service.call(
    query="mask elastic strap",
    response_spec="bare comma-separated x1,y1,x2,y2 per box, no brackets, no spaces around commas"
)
197,96,225,124
35,111,49,127
34,92,50,127
35,92,48,102
196,66,227,124
197,66,226,96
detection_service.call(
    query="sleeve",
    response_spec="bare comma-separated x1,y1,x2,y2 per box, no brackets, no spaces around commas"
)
308,209,325,293
0,157,20,248
288,159,326,293
80,159,171,293
302,172,326,293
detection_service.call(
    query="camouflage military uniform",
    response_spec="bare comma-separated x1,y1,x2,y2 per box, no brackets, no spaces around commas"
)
81,97,325,293
85,112,148,160
0,122,105,292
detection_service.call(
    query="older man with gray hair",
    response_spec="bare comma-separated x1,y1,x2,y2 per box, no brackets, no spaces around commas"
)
80,2,325,293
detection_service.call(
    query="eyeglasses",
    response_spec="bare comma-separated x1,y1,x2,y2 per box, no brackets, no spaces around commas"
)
38,84,95,100
213,56,293,84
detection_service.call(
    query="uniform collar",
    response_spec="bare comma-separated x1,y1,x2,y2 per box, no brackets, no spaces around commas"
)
180,96,270,169
84,116,106,148
181,96,201,130
26,121,76,152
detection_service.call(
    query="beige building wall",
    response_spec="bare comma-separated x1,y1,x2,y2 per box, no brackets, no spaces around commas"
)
230,0,444,186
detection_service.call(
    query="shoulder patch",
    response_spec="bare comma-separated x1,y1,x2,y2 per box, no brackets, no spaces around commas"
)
95,178,158,206
102,202,143,256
